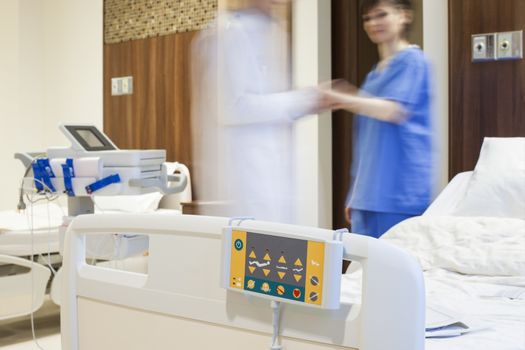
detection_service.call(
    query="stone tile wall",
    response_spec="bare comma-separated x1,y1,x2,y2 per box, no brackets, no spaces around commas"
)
105,0,217,44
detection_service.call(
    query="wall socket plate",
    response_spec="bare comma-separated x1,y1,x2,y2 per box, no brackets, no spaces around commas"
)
472,31,523,63
497,30,523,60
111,76,134,96
472,33,496,62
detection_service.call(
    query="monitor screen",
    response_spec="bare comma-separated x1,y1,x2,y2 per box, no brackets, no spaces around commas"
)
64,125,117,151
76,129,106,148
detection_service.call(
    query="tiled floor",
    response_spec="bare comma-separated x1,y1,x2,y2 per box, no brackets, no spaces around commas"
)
0,298,61,350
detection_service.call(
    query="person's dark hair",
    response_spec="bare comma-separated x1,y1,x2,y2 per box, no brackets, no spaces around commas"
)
361,0,413,39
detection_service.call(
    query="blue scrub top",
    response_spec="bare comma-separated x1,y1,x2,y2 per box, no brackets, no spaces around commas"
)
347,46,433,215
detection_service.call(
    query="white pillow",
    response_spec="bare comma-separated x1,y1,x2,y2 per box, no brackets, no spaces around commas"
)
93,192,164,213
453,137,525,219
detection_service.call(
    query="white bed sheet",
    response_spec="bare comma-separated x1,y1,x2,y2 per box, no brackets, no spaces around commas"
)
0,204,64,256
0,228,59,256
341,216,525,350
0,204,181,257
341,268,525,350
0,203,64,232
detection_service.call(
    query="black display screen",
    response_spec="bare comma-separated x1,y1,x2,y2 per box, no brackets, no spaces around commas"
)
65,125,116,151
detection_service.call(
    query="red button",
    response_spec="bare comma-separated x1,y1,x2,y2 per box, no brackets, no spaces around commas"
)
293,288,301,299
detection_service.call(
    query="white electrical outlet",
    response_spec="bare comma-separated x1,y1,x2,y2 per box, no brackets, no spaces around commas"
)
111,76,134,96
472,33,496,62
497,31,523,60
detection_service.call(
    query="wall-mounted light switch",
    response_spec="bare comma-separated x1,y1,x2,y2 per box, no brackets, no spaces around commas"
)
111,76,133,96
497,31,523,60
472,33,496,62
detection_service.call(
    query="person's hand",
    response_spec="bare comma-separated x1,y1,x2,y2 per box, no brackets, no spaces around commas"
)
318,89,342,112
317,80,359,111
302,83,342,114
330,79,358,95
344,207,351,225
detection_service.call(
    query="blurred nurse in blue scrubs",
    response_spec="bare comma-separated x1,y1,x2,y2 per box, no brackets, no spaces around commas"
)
324,0,434,238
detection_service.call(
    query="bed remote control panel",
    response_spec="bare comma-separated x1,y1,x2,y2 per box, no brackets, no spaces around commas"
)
222,227,342,309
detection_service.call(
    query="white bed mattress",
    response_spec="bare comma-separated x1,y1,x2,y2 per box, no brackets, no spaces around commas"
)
341,215,525,350
0,203,181,257
0,203,64,256
0,228,60,256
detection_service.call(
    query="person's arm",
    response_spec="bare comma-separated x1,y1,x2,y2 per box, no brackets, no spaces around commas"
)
325,54,427,124
217,17,323,126
345,207,351,225
325,89,407,123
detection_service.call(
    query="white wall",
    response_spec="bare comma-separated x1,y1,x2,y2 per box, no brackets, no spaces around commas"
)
422,0,449,191
0,0,102,211
42,0,103,146
292,0,332,228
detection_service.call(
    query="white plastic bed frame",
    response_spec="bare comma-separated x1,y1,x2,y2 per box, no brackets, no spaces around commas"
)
61,213,424,350
0,254,51,320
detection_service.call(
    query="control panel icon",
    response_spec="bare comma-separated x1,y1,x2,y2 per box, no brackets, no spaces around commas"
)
247,280,255,290
311,276,319,286
276,285,285,296
234,239,244,251
261,283,271,293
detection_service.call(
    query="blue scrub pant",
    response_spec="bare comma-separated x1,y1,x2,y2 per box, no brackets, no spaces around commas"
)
350,210,414,239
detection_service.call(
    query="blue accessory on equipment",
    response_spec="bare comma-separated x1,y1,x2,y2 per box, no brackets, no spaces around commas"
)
85,174,121,194
31,161,45,192
39,158,55,178
32,158,57,193
62,158,75,197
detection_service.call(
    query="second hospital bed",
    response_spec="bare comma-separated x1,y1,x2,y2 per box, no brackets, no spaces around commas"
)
0,162,192,320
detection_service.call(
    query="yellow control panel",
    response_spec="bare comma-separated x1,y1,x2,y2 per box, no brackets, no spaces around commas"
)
227,229,327,306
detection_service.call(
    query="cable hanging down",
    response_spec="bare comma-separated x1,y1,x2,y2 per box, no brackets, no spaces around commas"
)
270,300,283,350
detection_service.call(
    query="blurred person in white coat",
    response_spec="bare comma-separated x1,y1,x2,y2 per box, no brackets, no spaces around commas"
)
192,0,331,224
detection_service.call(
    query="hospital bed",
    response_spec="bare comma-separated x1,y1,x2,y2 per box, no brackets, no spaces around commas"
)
0,169,190,313
348,137,525,349
61,214,425,350
60,137,525,350
1,124,192,319
0,204,63,320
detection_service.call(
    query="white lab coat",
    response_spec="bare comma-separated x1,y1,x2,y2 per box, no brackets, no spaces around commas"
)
192,9,318,223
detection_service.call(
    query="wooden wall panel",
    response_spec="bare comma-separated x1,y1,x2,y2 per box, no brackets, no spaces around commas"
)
449,0,525,178
331,0,378,230
103,31,197,167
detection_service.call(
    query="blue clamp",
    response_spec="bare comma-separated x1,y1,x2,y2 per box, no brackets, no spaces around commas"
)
31,158,56,193
61,158,75,197
31,161,44,192
85,174,121,194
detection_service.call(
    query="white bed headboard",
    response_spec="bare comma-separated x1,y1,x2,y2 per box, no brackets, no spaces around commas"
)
61,214,424,350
